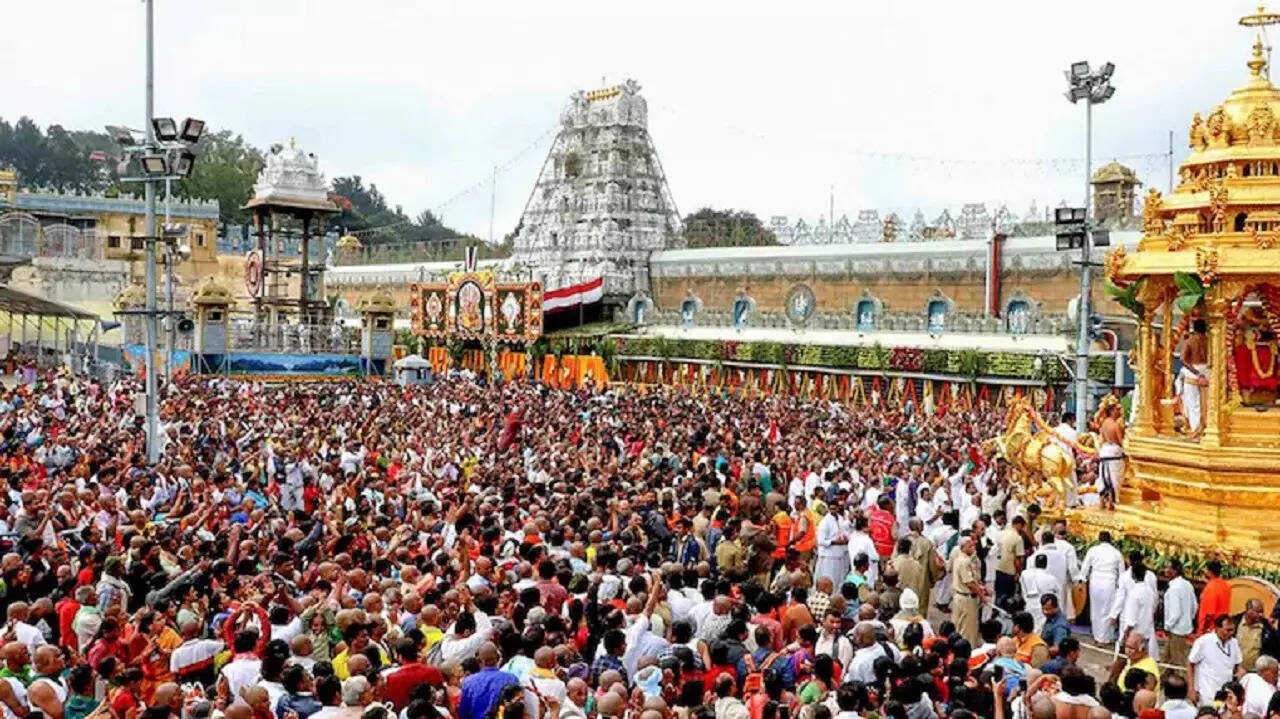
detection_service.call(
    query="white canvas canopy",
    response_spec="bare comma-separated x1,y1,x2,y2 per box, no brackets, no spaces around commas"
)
394,354,430,369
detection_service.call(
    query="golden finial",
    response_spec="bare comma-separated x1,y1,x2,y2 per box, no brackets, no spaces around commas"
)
1250,37,1269,77
289,137,297,149
1241,3,1280,78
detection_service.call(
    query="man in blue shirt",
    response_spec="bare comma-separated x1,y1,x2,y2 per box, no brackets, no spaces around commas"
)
1040,594,1072,651
459,642,519,719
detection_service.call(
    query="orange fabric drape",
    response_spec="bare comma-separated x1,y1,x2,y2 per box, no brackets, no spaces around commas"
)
428,347,449,373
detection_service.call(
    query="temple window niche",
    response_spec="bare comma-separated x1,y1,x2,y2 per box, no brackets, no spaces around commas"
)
924,289,955,334
1004,290,1041,335
854,290,883,332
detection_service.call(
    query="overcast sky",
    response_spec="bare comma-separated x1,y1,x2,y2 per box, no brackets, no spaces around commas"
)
3,0,1264,238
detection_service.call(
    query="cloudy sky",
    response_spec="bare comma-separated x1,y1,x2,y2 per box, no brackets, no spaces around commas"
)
3,0,1264,238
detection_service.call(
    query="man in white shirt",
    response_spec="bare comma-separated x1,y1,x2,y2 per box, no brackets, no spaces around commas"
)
846,514,879,587
1028,531,1070,619
1018,554,1062,633
1162,559,1198,667
846,622,889,685
1240,655,1279,718
1159,672,1197,719
1050,521,1082,619
7,603,43,653
1188,614,1243,705
1078,532,1123,643
1114,564,1158,660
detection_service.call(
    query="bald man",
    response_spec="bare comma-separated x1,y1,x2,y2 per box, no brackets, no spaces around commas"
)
561,678,589,719
29,646,65,719
458,642,519,719
522,646,566,719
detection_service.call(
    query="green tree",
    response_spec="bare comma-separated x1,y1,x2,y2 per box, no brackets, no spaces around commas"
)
680,208,777,248
174,130,264,229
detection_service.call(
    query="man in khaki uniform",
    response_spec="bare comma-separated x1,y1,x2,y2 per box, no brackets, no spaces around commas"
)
906,518,943,608
1238,599,1267,671
715,520,746,576
951,535,987,645
995,515,1027,609
893,538,926,607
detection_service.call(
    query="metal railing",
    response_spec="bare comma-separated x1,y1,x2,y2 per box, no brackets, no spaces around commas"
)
0,214,103,260
227,321,362,354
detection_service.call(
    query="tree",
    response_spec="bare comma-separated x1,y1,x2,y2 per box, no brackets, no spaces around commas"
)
680,208,778,248
173,130,263,228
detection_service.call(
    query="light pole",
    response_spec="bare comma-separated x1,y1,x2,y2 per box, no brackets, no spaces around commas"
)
1064,60,1115,435
104,0,204,464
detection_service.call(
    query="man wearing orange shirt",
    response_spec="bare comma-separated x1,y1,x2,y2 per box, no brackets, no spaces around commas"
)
1197,560,1232,636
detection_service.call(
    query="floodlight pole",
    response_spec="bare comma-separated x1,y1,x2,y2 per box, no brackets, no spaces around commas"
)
1075,98,1092,436
165,178,175,382
143,0,160,464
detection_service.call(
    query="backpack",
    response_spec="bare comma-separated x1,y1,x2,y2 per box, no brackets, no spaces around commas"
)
740,650,783,697
424,636,447,666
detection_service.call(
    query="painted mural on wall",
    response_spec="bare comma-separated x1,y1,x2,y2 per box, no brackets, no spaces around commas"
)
199,352,364,376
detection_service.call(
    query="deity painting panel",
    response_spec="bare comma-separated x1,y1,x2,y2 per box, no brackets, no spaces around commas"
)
680,298,697,328
1006,300,1031,335
927,300,947,333
856,300,877,332
425,292,444,324
500,292,522,333
456,281,485,333
732,299,752,329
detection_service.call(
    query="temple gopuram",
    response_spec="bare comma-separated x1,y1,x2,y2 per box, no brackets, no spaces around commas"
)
1099,6,1280,564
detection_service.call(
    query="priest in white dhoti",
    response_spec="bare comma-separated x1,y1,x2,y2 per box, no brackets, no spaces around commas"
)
1078,532,1124,643
1020,553,1063,633
1178,319,1210,437
1051,413,1081,507
1053,526,1082,620
814,505,849,586
928,512,959,608
1030,531,1072,621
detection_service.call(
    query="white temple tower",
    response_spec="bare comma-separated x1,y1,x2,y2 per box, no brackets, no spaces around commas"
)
512,79,680,303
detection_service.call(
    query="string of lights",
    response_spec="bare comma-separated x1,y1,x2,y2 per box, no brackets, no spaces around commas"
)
346,125,557,239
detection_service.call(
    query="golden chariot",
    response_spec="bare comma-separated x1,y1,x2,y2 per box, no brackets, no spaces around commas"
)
1087,5,1280,568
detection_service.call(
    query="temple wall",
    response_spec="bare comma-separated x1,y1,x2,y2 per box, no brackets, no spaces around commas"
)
651,269,1093,316
647,233,1137,320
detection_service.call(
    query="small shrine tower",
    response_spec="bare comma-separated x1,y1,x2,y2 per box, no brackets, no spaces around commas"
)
1091,161,1141,225
242,139,338,341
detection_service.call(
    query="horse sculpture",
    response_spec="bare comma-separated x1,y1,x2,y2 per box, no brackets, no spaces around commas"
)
985,395,1119,510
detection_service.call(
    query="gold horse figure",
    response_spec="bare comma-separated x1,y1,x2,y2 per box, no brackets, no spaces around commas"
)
986,396,1117,510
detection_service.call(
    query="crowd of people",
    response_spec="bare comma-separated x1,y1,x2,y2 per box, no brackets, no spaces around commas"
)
0,366,1275,719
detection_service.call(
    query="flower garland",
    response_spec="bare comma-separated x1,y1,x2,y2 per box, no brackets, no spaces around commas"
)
891,347,923,371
